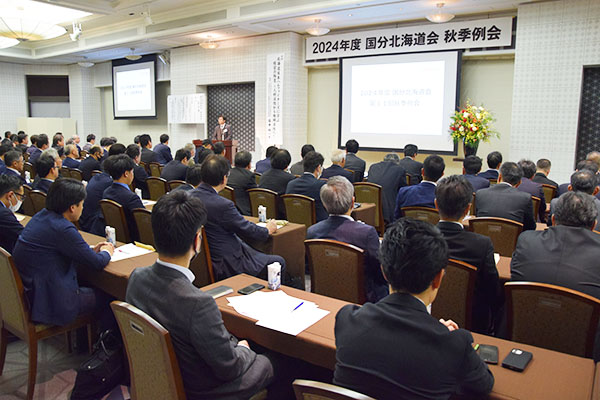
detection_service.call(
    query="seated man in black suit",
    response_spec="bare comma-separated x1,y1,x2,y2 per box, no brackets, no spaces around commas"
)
435,175,501,334
286,151,328,222
79,145,103,181
212,141,225,157
98,137,115,163
80,157,114,236
2,150,25,184
367,153,407,225
548,170,600,227
28,133,48,164
259,149,296,218
532,158,558,191
194,139,214,164
398,144,423,184
557,160,599,197
477,151,502,181
227,151,257,216
344,139,366,182
307,176,388,302
290,144,314,176
126,191,275,399
173,164,202,192
153,133,173,165
334,218,494,399
32,153,59,194
126,144,149,199
255,145,277,174
161,148,191,182
463,155,490,191
62,144,81,169
475,162,536,231
0,174,24,253
321,149,353,181
102,154,144,242
0,143,12,174
517,159,546,222
139,134,158,164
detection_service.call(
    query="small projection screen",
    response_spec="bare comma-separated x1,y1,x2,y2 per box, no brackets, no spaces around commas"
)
112,57,156,118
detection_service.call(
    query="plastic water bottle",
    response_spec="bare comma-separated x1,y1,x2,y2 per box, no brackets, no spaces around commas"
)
25,171,31,184
135,188,142,199
105,226,116,245
258,205,267,223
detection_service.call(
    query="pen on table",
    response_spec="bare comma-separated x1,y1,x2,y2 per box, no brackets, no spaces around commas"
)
292,302,304,312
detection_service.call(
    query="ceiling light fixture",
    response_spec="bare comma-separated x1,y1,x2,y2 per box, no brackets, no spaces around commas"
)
69,22,82,41
426,3,455,23
306,19,330,36
0,36,19,49
125,47,142,61
200,35,219,49
78,57,94,68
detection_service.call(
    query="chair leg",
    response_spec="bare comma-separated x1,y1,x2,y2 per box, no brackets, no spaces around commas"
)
26,338,38,400
0,328,7,376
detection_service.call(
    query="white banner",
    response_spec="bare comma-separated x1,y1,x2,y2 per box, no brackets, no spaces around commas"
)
266,53,284,145
167,93,206,124
306,17,513,61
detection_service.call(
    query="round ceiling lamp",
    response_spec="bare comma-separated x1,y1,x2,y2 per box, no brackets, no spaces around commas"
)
306,19,330,36
0,17,66,43
200,35,219,49
426,3,455,24
125,47,142,61
0,36,19,49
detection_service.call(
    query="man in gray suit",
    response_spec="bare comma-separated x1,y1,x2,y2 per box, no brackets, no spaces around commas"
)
212,115,232,141
344,139,366,182
548,169,600,227
126,191,274,399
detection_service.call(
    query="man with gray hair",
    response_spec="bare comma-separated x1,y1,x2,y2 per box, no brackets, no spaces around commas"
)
321,149,353,181
184,143,196,167
307,176,388,302
548,169,600,227
63,144,81,169
367,153,406,225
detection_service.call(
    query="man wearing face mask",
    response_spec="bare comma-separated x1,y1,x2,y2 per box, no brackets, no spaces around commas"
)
0,174,24,253
285,151,328,221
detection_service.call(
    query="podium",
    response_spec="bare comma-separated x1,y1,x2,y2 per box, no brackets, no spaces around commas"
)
192,139,239,164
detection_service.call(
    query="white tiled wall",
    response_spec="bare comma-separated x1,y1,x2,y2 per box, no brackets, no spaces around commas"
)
68,64,103,137
0,63,28,133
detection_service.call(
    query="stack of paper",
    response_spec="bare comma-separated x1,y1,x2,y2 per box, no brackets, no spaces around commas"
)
227,291,329,336
142,200,157,207
111,243,154,262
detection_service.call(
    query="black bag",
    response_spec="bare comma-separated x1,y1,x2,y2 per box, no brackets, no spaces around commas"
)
70,330,130,400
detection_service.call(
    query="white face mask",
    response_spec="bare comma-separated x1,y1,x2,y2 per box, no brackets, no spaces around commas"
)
9,193,22,213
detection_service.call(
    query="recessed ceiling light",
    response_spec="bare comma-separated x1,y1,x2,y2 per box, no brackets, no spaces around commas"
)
426,3,455,23
306,19,330,36
125,47,142,60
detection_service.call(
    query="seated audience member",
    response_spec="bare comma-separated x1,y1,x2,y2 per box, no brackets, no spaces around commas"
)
587,151,600,169
16,132,28,154
557,160,599,197
126,144,149,199
321,149,353,181
0,143,11,174
517,159,546,222
139,134,158,164
161,148,191,182
548,170,600,227
227,151,257,216
133,135,140,146
0,175,24,253
33,154,59,194
69,134,81,152
334,218,494,399
99,137,115,162
80,157,113,236
475,162,536,231
463,155,490,191
12,178,114,326
255,145,277,174
82,134,95,152
190,155,285,280
126,191,275,399
307,176,388,302
399,144,423,184
184,143,196,167
212,141,225,157
435,175,501,334
532,158,558,191
290,144,315,176
477,151,502,180
173,164,202,192
102,154,144,241
62,144,81,169
26,134,38,156
194,139,213,164
286,151,328,222
79,145,103,181
367,153,407,225
259,149,295,195
3,131,11,139
3,150,25,184
52,133,64,153
153,133,173,165
344,139,366,182
393,154,445,220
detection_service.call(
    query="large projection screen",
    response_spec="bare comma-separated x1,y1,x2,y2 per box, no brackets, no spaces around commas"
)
112,61,156,118
339,51,460,154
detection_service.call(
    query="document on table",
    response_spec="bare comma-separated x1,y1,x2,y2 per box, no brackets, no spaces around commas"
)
15,214,26,222
227,291,330,336
111,243,154,262
142,200,156,206
494,253,500,265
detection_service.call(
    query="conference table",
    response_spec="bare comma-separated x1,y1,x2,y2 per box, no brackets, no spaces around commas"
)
350,202,376,227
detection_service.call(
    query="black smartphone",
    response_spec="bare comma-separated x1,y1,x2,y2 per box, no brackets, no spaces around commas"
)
502,348,533,372
476,344,499,364
237,283,265,295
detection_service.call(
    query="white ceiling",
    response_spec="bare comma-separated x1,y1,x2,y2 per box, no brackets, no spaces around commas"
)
0,0,547,65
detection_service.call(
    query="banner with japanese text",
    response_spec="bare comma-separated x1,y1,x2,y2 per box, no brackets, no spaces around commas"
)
266,53,284,145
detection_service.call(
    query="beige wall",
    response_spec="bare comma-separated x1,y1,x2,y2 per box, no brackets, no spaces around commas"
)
307,58,514,176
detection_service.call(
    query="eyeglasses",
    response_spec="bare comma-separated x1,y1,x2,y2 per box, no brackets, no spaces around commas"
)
13,192,24,200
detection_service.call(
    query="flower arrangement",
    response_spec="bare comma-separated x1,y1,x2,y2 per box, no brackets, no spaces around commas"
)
449,102,498,147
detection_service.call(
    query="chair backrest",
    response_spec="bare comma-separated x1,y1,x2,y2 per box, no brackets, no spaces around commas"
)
23,161,36,179
146,177,168,201
148,162,162,177
110,301,186,400
100,199,131,243
60,166,71,178
401,206,440,225
248,188,278,220
188,227,215,288
167,180,186,191
305,239,366,304
353,182,384,234
70,168,83,181
489,179,498,185
254,172,261,185
21,184,35,216
469,217,523,257
293,379,375,400
470,193,476,216
430,259,478,330
29,190,47,214
542,184,556,201
91,169,102,177
139,161,148,174
531,195,541,220
282,194,316,227
505,282,600,358
0,247,31,339
132,208,154,247
407,174,419,186
218,185,236,204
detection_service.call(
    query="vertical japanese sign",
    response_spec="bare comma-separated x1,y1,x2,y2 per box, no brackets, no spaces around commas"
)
266,53,284,145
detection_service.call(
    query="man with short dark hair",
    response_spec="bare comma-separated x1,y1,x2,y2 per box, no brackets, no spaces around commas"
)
33,154,59,194
173,164,203,192
286,151,328,221
153,133,173,165
475,162,536,230
463,155,490,191
255,145,277,174
399,144,423,184
161,148,190,182
63,144,81,169
3,150,25,184
517,159,546,222
334,218,494,399
532,158,558,191
79,145,103,181
99,137,115,162
259,149,295,195
557,159,599,197
548,170,600,227
80,156,113,236
290,144,315,176
52,133,64,151
0,143,11,174
393,155,445,220
213,141,225,156
194,139,214,164
367,153,407,225
212,115,232,141
126,144,149,199
139,134,158,164
16,132,28,154
477,151,502,180
228,151,258,216
0,174,24,253
321,149,353,181
82,134,96,152
26,134,38,156
29,133,48,163
344,139,365,182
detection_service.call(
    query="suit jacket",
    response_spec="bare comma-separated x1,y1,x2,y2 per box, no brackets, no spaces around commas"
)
33,178,53,194
82,143,93,152
398,157,423,184
307,216,388,302
393,181,437,220
464,174,490,191
16,144,28,154
29,148,42,163
0,159,5,175
258,168,295,196
141,147,158,164
195,147,214,164
213,124,232,141
437,221,501,334
475,183,536,231
227,167,257,216
133,164,150,199
160,160,189,183
344,153,366,182
532,172,558,190
547,196,600,228
0,202,24,253
102,182,144,242
79,156,101,182
289,160,303,176
173,183,195,192
321,164,353,182
3,168,25,185
80,172,113,236
255,158,271,174
12,208,111,325
63,157,80,169
477,169,499,181
153,143,173,165
367,161,407,224
334,293,494,399
285,173,328,222
517,178,546,222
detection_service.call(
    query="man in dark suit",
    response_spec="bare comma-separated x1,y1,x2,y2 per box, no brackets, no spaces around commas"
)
32,154,59,194
517,159,546,222
126,144,149,199
160,148,190,182
98,137,115,164
80,166,113,236
548,170,600,227
394,154,445,220
463,155,490,191
334,218,494,399
0,175,24,253
62,144,81,169
12,178,114,326
102,155,144,242
3,150,25,185
255,146,277,174
16,132,28,154
173,164,203,192
435,175,501,334
307,176,388,303
286,151,328,222
290,144,314,176
28,133,48,164
212,115,232,141
139,134,158,164
79,145,103,182
398,144,423,185
82,134,95,152
532,158,558,191
194,139,214,164
475,162,536,231
321,149,353,182
190,155,285,280
258,149,295,218
227,151,257,216
477,151,502,181
0,143,11,174
367,153,406,225
126,191,275,399
344,139,365,182
153,134,173,165
557,160,599,197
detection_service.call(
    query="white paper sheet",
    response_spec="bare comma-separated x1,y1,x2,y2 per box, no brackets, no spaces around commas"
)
257,307,330,336
142,200,156,206
111,243,153,262
15,214,26,222
494,253,500,265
